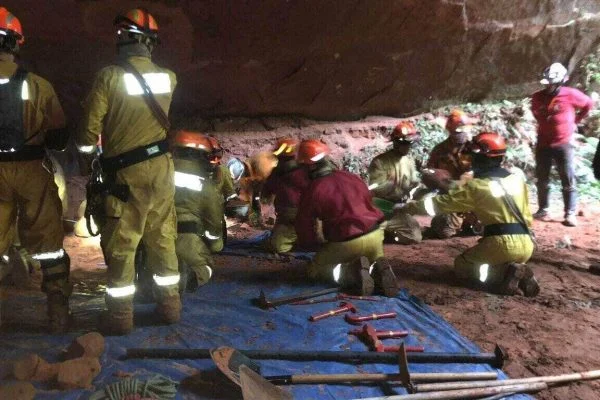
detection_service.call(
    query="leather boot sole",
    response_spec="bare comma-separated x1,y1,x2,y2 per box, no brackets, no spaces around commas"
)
518,265,540,297
498,263,531,295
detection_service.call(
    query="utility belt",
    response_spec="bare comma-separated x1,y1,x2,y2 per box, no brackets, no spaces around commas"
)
177,221,198,234
483,223,529,237
100,139,169,177
0,145,45,162
333,222,382,243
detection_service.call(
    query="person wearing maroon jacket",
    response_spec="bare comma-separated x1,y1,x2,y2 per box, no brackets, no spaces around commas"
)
261,138,311,254
294,139,399,297
531,62,594,227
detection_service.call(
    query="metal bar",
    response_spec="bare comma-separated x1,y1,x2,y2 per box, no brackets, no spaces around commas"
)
354,382,547,400
125,348,505,367
257,287,339,309
414,369,600,392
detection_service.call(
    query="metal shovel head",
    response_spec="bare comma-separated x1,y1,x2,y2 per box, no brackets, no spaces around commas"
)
210,346,261,387
240,365,293,400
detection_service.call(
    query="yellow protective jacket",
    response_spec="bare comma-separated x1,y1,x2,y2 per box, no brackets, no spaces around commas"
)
405,170,532,229
0,58,66,144
77,56,176,156
368,150,420,203
174,160,232,239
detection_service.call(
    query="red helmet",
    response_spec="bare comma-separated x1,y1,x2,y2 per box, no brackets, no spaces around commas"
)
0,7,24,45
297,140,330,165
391,121,420,142
273,137,299,156
115,8,159,37
173,130,212,152
445,109,471,133
470,132,506,157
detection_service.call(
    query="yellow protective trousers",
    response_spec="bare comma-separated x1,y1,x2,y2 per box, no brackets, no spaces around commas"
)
454,234,534,285
175,232,213,287
308,228,384,282
101,154,179,301
0,159,69,294
264,222,298,254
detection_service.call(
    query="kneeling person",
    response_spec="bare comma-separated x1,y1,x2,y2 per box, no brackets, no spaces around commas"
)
368,121,422,244
404,132,539,296
295,140,399,297
173,131,231,291
261,138,310,253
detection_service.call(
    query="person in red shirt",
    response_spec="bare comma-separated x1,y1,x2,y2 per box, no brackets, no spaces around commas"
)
531,62,594,226
261,138,311,254
295,140,399,297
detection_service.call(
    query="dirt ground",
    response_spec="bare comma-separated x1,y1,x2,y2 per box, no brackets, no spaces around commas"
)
52,198,600,400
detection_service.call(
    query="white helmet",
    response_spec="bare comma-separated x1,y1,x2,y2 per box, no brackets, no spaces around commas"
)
227,158,246,181
540,63,568,85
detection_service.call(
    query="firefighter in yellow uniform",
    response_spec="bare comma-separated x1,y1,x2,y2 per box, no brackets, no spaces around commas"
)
0,8,71,333
77,9,180,335
404,132,539,296
425,109,474,238
173,131,235,291
368,121,422,244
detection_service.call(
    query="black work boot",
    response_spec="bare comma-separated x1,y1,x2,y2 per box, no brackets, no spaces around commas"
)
338,256,374,296
47,292,70,334
371,258,399,297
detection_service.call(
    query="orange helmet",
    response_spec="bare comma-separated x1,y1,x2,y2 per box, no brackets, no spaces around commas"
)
173,130,212,152
390,121,420,142
273,137,299,156
445,109,471,133
207,136,224,165
470,132,506,158
297,140,330,165
115,8,159,38
0,7,24,45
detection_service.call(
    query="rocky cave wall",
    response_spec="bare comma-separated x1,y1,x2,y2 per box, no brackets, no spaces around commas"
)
4,0,600,121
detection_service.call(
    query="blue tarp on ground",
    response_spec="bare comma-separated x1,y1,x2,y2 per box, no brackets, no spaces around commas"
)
221,231,314,260
0,234,530,399
0,285,529,399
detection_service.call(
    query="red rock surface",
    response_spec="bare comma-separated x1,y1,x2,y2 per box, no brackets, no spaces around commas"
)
3,0,600,119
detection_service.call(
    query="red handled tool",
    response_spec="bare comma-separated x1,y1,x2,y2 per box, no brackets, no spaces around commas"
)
349,324,409,339
309,302,357,322
344,312,396,325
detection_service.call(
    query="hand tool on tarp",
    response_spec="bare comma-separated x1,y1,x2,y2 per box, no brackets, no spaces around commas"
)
256,287,338,309
210,346,499,387
291,293,379,305
345,312,397,325
411,368,600,393
126,344,507,367
355,324,425,353
309,302,356,321
349,325,409,339
353,382,547,400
